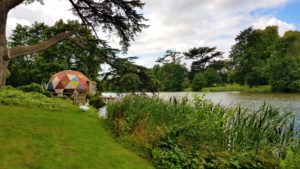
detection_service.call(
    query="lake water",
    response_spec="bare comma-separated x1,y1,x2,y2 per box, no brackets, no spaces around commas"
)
102,92,300,123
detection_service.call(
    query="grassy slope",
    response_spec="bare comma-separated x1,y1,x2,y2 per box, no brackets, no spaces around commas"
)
0,105,153,169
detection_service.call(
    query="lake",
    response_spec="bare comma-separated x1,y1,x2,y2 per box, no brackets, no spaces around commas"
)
102,92,300,123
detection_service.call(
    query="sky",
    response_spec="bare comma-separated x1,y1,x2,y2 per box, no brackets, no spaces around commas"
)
6,0,300,68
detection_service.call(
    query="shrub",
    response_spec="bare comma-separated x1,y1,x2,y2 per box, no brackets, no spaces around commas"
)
17,83,51,97
89,94,105,109
192,73,207,91
0,88,72,111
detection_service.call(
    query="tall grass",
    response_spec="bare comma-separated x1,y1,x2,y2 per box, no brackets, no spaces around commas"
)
226,104,297,154
106,96,299,168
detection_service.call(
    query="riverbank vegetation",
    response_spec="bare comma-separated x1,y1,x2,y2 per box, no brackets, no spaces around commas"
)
201,84,271,93
107,96,300,168
0,88,153,169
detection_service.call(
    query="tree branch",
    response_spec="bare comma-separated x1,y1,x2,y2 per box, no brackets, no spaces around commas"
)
7,31,87,60
5,0,24,10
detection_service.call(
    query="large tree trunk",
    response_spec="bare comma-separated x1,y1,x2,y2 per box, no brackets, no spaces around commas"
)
0,1,9,88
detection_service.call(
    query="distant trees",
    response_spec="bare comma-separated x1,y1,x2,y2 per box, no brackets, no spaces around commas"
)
184,46,223,80
266,31,300,92
102,57,161,93
156,50,183,64
154,63,187,91
151,26,300,93
113,73,142,92
229,26,280,87
192,68,222,91
152,47,224,91
229,26,300,92
153,50,188,91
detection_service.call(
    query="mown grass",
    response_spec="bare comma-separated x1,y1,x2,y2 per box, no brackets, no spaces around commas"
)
0,88,153,169
106,96,300,169
201,84,271,93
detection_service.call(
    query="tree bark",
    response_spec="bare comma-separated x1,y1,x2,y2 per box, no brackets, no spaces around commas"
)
8,31,76,59
0,1,9,88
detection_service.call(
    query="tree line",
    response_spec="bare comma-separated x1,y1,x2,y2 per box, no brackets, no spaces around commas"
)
150,26,300,92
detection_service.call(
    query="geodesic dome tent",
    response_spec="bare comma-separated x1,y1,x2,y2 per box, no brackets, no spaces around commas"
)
46,70,95,95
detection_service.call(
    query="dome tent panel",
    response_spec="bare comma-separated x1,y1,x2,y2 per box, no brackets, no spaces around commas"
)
55,82,64,89
60,75,71,87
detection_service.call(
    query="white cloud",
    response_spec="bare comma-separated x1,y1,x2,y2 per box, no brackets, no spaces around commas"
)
7,0,75,36
6,0,296,68
253,17,295,35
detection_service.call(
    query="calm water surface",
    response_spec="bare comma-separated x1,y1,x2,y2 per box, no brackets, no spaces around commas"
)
102,92,300,123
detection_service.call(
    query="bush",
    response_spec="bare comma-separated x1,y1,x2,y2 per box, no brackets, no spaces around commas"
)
17,83,51,97
89,95,105,109
0,88,72,111
192,73,207,91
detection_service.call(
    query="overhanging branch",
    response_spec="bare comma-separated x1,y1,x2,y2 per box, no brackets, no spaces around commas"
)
6,31,88,60
5,0,25,10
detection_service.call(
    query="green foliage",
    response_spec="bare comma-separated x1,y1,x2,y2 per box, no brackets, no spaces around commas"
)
7,20,102,87
192,73,207,91
17,83,44,93
280,148,300,169
106,96,297,168
0,88,72,111
202,68,222,86
102,58,161,92
184,46,223,79
181,77,191,89
201,84,271,93
89,94,106,109
156,50,183,64
17,83,51,97
157,63,187,91
229,26,280,87
114,73,142,92
266,31,300,92
192,69,222,91
192,68,222,91
226,104,296,150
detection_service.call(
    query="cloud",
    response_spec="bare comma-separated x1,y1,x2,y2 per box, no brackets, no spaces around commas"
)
7,0,75,36
253,17,295,35
6,0,296,68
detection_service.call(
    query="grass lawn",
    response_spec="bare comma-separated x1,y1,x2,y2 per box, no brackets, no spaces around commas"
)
0,105,153,169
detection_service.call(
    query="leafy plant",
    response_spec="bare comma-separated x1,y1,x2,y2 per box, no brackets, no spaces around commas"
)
0,87,71,111
17,83,51,97
89,94,106,109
